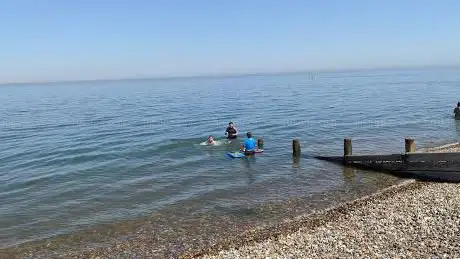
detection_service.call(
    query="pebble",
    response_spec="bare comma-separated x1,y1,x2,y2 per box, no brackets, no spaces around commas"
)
199,182,460,258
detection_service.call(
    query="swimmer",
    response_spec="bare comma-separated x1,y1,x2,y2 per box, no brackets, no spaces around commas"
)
454,102,460,119
207,135,217,145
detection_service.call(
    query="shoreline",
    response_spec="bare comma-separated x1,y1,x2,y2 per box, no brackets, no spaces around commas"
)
417,141,460,153
1,170,404,258
197,181,460,258
199,180,460,258
195,144,460,258
2,143,459,258
2,175,404,258
187,179,420,258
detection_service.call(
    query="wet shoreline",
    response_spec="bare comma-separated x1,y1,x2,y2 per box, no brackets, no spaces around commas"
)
2,143,459,258
2,170,402,258
199,180,460,258
197,144,460,258
194,179,421,258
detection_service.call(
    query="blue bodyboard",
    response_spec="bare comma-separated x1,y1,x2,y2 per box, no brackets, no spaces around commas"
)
226,152,245,158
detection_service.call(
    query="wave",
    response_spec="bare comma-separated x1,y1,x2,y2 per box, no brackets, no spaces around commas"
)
198,139,229,146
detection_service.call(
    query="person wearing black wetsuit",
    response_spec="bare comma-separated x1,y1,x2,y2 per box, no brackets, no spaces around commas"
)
454,102,460,119
225,122,238,139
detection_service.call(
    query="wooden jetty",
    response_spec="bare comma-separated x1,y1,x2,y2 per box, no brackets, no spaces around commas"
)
309,138,460,182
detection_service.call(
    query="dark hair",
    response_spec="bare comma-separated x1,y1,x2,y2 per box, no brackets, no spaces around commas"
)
247,132,252,138
457,102,460,107
229,121,233,125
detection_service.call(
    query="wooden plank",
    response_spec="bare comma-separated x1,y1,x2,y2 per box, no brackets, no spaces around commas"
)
344,154,403,163
316,152,460,176
314,155,343,163
405,152,460,162
317,153,460,163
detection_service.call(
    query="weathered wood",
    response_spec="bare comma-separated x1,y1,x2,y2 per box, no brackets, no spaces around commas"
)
314,155,343,163
292,139,301,157
317,154,402,164
405,152,460,163
318,152,460,167
344,138,352,156
344,154,403,163
257,139,264,149
315,135,460,182
405,138,416,153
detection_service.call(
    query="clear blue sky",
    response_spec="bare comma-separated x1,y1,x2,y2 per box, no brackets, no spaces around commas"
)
1,0,459,83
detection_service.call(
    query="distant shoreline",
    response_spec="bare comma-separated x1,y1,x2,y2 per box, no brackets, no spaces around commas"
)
1,63,459,86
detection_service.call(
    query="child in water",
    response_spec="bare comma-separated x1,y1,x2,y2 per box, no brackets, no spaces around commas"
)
207,135,217,145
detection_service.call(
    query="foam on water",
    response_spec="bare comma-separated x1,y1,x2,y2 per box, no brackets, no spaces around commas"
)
198,139,229,146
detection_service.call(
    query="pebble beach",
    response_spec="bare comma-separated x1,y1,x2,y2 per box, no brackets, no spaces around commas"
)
199,181,460,258
197,145,460,259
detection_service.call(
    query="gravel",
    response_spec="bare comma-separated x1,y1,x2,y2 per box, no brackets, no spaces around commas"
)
418,142,460,153
199,181,460,258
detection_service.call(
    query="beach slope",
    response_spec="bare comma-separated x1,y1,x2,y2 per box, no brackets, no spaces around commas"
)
200,181,460,258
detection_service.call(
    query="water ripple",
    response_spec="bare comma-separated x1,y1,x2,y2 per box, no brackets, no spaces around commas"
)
1,68,460,248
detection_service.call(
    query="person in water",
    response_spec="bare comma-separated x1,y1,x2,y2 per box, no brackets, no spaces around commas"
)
454,102,460,119
207,135,216,145
241,131,257,156
225,122,238,139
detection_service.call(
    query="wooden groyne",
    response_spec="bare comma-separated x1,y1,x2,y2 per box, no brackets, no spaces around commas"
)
312,138,460,182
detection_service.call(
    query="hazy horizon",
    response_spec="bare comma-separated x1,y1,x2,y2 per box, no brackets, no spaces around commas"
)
1,63,459,86
1,1,460,84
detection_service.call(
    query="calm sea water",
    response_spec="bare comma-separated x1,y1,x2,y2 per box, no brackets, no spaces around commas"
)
1,67,460,251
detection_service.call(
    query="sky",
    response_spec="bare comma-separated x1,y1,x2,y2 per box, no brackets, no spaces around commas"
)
1,0,460,83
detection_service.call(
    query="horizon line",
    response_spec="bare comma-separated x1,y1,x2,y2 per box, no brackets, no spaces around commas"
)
1,63,459,86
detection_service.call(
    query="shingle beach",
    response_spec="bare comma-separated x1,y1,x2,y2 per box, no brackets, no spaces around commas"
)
197,143,460,259
198,181,460,258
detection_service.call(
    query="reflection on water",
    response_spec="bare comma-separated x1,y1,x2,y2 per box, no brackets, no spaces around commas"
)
292,156,300,168
343,166,356,181
454,119,460,134
241,156,256,184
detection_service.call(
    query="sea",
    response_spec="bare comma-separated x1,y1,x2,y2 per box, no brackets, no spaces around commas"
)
1,66,460,256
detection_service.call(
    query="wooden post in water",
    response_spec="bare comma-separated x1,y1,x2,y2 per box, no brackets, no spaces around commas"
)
257,139,264,150
405,138,416,153
344,138,352,156
292,139,301,157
